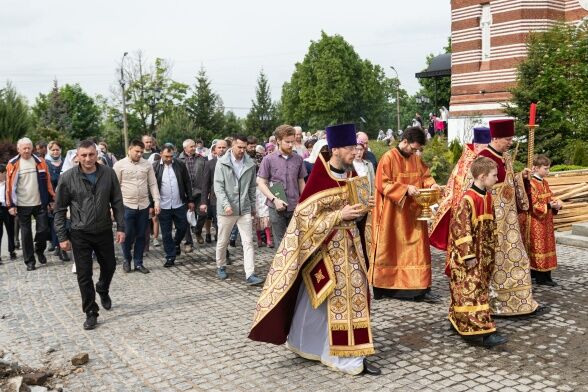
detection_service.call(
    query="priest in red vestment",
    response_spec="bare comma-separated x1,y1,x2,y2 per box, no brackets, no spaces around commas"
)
369,127,440,301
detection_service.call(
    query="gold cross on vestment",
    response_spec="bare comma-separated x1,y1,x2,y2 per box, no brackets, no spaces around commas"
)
314,269,325,284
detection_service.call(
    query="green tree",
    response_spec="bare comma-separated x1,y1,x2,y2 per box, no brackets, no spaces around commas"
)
32,82,102,143
157,107,198,148
123,53,188,135
505,22,588,164
281,32,390,136
32,80,72,136
0,82,31,142
223,111,244,137
59,84,102,140
245,71,280,138
184,67,225,138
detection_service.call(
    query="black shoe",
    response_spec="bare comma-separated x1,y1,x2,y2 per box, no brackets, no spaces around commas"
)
205,234,212,243
537,279,558,287
531,304,551,316
37,253,47,265
47,244,56,252
164,259,175,268
10,252,17,260
83,314,98,330
415,291,441,303
229,239,236,247
135,265,150,274
362,359,381,376
53,247,61,256
123,261,131,273
60,250,70,262
26,263,36,271
372,288,384,300
482,333,508,347
98,292,112,310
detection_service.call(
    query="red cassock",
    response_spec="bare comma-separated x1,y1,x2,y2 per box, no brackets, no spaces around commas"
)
518,176,558,271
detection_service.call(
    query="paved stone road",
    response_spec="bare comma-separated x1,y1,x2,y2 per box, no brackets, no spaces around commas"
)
1,236,587,391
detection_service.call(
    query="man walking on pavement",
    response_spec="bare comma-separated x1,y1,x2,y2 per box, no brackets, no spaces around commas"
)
214,134,263,285
257,124,307,248
153,145,194,267
5,137,55,271
178,138,207,252
113,139,160,274
54,140,125,330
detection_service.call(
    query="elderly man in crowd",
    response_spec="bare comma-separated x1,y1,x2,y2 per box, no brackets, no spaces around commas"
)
6,137,54,271
178,138,208,252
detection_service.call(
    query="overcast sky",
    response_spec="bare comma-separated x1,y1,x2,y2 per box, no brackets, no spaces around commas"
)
1,0,450,117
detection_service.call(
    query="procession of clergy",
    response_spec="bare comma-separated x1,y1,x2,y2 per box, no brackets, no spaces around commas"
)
248,119,560,376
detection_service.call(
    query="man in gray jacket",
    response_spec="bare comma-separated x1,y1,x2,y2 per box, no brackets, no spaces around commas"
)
54,140,126,330
214,134,263,285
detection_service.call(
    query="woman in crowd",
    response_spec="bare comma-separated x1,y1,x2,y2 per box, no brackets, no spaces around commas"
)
353,140,375,194
46,141,70,261
254,145,272,248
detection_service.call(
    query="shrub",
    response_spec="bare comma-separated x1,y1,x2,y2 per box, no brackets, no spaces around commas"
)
421,136,454,185
550,164,587,172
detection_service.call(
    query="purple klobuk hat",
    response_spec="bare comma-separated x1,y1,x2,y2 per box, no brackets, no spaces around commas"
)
326,123,357,149
473,127,491,144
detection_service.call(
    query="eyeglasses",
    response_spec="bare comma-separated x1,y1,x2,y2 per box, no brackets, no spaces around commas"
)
409,144,423,153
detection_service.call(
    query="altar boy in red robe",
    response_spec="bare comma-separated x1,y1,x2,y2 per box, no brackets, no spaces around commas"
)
448,157,507,347
519,155,562,286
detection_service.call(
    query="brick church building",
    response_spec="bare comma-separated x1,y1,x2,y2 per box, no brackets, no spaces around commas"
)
448,0,588,141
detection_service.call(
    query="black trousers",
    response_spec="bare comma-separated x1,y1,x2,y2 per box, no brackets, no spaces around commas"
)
0,206,15,255
17,205,49,266
71,229,117,316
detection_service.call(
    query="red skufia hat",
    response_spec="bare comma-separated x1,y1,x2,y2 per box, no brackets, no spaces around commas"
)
489,119,515,138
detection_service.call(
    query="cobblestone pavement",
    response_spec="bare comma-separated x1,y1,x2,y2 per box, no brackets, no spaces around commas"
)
1,235,587,391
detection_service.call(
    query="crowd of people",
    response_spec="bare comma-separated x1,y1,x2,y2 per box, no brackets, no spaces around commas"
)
1,119,561,376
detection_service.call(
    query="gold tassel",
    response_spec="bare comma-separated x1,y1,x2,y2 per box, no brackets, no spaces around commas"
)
329,347,376,358
352,321,370,329
330,323,349,331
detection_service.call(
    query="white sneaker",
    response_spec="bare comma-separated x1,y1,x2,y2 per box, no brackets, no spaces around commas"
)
153,238,160,247
71,263,77,274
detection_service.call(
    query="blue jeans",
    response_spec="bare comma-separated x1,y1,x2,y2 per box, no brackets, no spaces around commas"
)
122,207,149,267
159,205,188,260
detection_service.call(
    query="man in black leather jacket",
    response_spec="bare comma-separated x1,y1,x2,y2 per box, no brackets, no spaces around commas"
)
152,145,194,267
54,140,125,330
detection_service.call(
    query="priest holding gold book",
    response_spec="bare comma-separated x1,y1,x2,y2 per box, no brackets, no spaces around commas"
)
249,123,380,376
369,127,441,302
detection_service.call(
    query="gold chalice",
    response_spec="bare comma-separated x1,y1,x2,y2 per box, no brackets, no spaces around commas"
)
413,188,441,221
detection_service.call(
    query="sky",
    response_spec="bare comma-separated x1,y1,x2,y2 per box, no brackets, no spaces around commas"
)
0,0,451,117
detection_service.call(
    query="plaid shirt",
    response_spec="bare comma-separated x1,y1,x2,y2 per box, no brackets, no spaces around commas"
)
177,152,206,195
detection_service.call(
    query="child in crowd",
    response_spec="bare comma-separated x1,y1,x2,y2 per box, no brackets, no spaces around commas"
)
519,154,562,286
448,157,507,347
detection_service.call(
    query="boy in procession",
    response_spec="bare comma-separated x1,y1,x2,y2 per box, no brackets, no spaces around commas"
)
448,156,507,347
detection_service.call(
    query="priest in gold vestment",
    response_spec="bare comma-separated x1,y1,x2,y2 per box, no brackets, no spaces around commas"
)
249,123,380,376
478,119,545,316
369,127,440,301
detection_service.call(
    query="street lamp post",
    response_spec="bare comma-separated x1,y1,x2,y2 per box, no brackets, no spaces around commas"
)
120,52,129,151
390,66,401,132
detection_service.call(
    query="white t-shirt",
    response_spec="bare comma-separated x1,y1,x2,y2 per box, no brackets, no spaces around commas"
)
17,158,41,207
